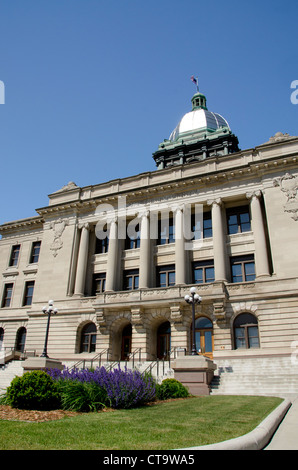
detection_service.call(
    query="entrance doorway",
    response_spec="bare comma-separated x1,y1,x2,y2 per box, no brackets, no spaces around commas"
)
192,317,214,359
157,321,171,359
121,324,132,360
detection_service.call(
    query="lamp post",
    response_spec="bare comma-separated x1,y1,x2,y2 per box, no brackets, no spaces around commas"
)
40,300,58,358
184,287,202,355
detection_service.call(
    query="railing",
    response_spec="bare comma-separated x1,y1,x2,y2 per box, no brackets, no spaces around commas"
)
71,348,110,370
142,346,186,378
0,347,36,366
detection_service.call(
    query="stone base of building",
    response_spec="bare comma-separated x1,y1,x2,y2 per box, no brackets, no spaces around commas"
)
22,357,64,372
171,355,217,395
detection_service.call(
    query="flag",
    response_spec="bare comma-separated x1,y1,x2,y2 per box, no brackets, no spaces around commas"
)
191,75,198,86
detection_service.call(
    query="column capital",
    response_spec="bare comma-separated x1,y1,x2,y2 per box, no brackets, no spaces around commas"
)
78,222,90,230
207,197,222,207
246,189,262,200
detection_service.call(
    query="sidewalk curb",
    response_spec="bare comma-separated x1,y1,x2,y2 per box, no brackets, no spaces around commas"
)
178,398,292,450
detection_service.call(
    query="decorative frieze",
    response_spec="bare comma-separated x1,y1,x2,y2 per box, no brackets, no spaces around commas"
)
273,172,298,221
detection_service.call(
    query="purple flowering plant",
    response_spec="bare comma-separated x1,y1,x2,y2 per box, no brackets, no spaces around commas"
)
47,365,156,411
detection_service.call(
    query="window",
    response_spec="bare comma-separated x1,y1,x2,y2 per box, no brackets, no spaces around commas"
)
124,269,139,290
9,245,20,267
231,255,255,283
0,327,4,350
157,265,175,287
193,260,215,284
227,206,251,234
95,224,109,254
92,273,106,295
191,212,212,239
158,216,175,245
80,323,97,353
1,283,13,307
30,241,41,264
23,281,35,306
125,223,140,249
234,313,260,349
15,327,26,353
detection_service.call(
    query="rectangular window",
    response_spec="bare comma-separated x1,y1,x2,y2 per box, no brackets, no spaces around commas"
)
92,273,106,295
158,216,175,245
125,223,140,249
191,212,213,239
123,269,139,290
30,241,41,264
227,206,251,234
9,244,20,267
95,230,109,254
193,260,215,284
1,283,13,307
231,255,255,283
23,281,35,306
157,265,176,287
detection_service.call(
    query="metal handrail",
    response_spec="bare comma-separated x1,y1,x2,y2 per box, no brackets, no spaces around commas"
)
71,348,110,370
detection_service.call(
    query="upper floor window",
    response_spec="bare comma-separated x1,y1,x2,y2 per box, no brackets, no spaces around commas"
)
1,283,13,307
95,234,109,254
157,265,175,288
158,216,175,245
227,206,251,234
231,255,255,283
23,281,35,306
92,273,106,295
9,244,20,267
191,212,212,239
193,260,215,284
30,241,41,264
123,269,139,290
125,223,140,249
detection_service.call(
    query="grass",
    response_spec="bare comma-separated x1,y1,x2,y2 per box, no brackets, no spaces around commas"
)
0,395,282,450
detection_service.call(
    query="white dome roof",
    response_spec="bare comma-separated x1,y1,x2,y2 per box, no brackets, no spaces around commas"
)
169,108,230,142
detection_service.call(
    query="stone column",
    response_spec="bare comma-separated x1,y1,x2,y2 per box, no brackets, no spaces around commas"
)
105,217,118,291
247,190,270,278
207,198,227,282
74,223,90,296
175,205,186,285
139,211,151,289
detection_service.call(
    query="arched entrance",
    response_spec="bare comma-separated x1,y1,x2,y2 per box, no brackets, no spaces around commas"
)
191,317,214,359
15,327,26,353
121,324,132,360
157,321,171,359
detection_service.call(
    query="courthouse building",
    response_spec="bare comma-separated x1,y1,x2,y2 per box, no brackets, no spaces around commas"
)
1,88,298,380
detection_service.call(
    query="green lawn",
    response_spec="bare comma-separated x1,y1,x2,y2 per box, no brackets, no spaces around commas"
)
0,395,282,450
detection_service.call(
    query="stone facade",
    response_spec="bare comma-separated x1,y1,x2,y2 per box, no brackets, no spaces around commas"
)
1,104,298,366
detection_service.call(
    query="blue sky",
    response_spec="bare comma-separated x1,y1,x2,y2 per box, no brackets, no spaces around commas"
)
0,0,297,226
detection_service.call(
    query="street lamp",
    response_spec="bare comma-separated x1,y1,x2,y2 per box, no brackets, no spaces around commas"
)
184,287,202,355
40,300,58,358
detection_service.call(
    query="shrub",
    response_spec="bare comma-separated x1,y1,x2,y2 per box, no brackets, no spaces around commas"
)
156,378,189,400
57,380,107,412
6,370,61,410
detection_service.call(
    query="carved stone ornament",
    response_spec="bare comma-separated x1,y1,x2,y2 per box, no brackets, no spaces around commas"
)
49,218,69,257
273,173,298,221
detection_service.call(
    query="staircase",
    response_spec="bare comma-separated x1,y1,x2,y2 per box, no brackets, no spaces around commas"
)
210,356,298,399
0,361,24,393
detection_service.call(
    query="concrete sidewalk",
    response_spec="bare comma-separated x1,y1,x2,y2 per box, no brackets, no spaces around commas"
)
264,397,298,450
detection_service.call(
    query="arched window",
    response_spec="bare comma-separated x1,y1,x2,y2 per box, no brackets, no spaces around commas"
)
0,327,4,349
234,313,260,349
15,327,26,353
80,323,97,353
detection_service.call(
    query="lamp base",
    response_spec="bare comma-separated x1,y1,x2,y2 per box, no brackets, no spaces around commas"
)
22,357,64,372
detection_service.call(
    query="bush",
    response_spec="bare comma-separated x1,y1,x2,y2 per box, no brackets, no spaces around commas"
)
156,378,189,400
57,380,107,412
6,370,61,410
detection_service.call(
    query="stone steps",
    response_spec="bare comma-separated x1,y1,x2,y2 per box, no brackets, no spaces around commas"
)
0,361,24,393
